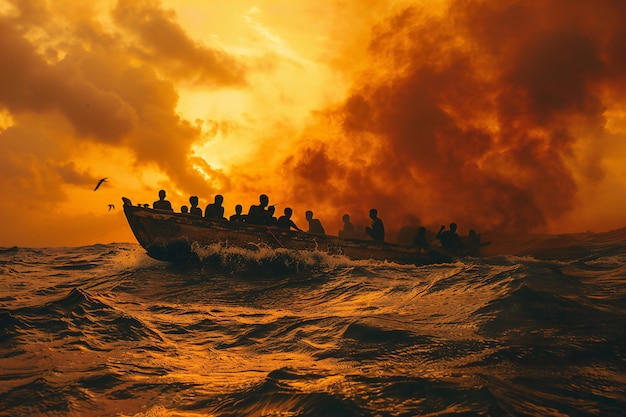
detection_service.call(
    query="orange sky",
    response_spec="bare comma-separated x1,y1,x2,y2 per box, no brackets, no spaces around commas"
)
1,0,626,247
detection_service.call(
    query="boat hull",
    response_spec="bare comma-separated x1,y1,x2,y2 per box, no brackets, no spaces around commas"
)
122,199,452,265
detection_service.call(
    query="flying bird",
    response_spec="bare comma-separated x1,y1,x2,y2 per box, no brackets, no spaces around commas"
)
94,178,107,191
108,204,115,211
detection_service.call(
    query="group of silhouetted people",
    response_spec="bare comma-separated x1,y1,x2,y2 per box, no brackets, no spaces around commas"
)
151,190,386,241
151,190,486,254
421,222,487,256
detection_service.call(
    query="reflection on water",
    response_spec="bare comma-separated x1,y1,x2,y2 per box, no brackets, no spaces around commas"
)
1,235,625,416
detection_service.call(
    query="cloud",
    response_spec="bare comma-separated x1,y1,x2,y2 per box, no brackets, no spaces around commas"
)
0,18,137,143
281,0,626,236
0,0,246,245
0,0,243,200
112,0,247,86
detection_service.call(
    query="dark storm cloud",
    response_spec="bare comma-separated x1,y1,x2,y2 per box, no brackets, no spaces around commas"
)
285,0,626,235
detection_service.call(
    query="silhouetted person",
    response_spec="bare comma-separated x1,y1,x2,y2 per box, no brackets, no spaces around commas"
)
189,196,202,216
338,214,356,238
466,229,490,256
153,190,173,211
277,208,303,231
413,226,429,251
181,205,189,214
230,204,245,222
247,194,270,225
468,229,480,245
205,194,225,219
305,210,325,235
437,223,463,255
365,209,384,241
266,205,278,226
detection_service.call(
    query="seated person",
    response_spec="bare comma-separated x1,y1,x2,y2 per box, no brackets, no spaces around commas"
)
205,194,226,219
189,196,202,216
276,208,303,231
365,209,384,241
229,204,245,222
153,190,173,211
468,229,480,246
305,210,325,235
266,205,278,226
338,213,356,238
413,226,429,251
436,223,463,255
247,194,270,225
466,229,490,256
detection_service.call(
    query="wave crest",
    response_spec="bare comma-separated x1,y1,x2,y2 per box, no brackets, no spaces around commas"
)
189,241,374,276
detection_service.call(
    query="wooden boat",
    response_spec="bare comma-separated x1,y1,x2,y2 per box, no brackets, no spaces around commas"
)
122,197,454,265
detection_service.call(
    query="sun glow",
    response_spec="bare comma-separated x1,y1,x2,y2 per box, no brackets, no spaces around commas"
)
177,89,250,122
0,0,15,16
0,108,14,132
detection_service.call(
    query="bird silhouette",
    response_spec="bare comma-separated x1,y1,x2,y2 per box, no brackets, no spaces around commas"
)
94,178,107,191
108,204,115,211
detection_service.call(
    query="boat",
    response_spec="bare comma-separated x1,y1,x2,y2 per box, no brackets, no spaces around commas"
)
122,197,455,265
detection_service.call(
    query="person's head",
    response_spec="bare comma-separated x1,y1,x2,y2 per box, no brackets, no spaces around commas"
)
268,205,275,215
284,208,293,218
181,205,189,214
158,190,166,199
418,226,426,235
342,214,350,223
305,210,313,220
189,196,198,206
259,194,269,207
450,222,457,232
369,208,378,219
235,204,242,214
214,194,224,205
469,229,476,237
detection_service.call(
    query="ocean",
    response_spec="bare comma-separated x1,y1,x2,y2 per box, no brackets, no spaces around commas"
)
1,229,625,417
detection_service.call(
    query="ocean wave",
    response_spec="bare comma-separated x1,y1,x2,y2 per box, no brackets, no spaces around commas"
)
0,376,88,416
202,367,368,417
188,241,388,276
7,288,163,349
1,241,625,416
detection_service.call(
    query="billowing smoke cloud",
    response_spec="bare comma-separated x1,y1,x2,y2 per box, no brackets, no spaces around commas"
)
284,0,626,237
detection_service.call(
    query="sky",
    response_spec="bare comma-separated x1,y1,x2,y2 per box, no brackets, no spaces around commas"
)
1,0,626,247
